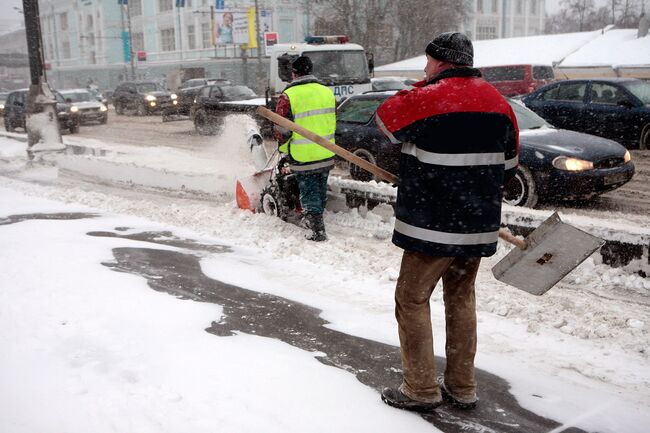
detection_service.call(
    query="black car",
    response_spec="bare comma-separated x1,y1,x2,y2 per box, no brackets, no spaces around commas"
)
335,92,635,207
3,89,81,134
521,78,650,149
192,84,259,135
112,81,178,116
370,77,417,92
171,78,231,116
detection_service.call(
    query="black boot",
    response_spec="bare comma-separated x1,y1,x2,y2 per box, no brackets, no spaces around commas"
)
305,213,327,242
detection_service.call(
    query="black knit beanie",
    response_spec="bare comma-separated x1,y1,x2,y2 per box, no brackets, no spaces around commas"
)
425,32,474,66
292,55,313,76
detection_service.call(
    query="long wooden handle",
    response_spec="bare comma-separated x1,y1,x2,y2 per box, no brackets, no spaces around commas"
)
498,229,528,249
258,106,526,249
256,106,399,184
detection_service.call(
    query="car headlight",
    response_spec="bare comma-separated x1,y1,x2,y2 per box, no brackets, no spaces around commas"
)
552,156,593,171
99,104,108,112
70,105,79,113
624,150,631,163
0,104,4,110
170,93,178,100
145,95,157,101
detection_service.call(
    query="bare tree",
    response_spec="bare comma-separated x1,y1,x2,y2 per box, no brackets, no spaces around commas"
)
561,0,597,31
390,0,466,62
546,0,644,34
311,0,467,64
312,0,394,64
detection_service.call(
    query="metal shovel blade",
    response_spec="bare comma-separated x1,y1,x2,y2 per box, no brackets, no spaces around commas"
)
492,212,605,295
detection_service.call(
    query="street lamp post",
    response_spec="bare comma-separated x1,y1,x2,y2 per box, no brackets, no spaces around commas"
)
22,0,64,151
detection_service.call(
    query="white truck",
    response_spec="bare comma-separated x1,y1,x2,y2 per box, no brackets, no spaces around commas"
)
199,35,374,135
269,35,373,100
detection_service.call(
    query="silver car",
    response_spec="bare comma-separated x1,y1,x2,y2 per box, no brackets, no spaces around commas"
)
60,89,109,125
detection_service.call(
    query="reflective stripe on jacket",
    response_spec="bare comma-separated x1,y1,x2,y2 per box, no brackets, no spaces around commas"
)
280,82,336,165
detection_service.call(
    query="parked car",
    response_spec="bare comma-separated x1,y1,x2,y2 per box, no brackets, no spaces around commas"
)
59,89,108,125
370,76,417,92
168,78,231,117
521,78,650,149
0,91,9,116
3,89,81,134
192,84,259,135
479,64,555,96
112,81,178,115
335,92,634,207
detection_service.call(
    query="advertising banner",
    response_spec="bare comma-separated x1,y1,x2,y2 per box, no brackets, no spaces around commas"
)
264,32,278,56
214,9,273,46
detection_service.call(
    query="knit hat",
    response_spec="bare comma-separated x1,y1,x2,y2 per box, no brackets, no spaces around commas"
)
425,32,473,66
292,55,313,75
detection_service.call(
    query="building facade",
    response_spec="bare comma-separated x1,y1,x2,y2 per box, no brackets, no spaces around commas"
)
38,0,311,91
461,0,546,40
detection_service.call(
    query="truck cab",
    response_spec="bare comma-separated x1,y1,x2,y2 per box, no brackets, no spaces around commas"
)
269,36,372,101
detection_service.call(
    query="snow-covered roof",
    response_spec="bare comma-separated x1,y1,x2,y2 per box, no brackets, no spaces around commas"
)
375,27,648,72
560,29,650,68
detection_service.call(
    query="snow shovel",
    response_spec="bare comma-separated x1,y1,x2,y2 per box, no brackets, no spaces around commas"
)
255,107,606,295
492,212,605,295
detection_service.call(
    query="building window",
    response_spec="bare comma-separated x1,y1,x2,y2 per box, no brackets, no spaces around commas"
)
517,0,523,14
202,22,212,48
477,25,497,40
59,12,68,31
491,0,498,13
187,25,196,50
62,41,71,58
530,0,538,15
161,28,176,51
158,0,173,12
477,0,483,13
130,0,143,17
132,32,144,52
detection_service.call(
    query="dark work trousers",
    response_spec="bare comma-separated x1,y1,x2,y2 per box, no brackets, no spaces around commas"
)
395,250,481,403
295,170,329,215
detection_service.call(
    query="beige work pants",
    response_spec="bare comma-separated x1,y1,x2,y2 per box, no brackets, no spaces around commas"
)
395,250,481,403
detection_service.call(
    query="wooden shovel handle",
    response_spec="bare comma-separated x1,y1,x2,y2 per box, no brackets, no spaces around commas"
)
498,229,528,249
256,106,399,185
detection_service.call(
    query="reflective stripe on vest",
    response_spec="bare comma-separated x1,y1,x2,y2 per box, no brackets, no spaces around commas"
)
283,82,336,163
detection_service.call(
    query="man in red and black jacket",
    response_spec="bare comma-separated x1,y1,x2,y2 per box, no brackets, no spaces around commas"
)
377,32,519,413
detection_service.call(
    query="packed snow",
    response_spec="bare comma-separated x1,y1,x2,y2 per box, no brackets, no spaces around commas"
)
1,117,649,432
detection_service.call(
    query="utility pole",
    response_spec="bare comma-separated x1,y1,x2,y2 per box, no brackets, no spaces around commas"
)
254,0,265,93
126,3,136,80
211,5,217,58
22,0,63,151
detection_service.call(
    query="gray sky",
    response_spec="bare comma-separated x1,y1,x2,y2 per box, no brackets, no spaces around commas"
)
0,0,25,31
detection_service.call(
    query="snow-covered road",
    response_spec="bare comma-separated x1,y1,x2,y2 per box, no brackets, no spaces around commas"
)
0,118,649,432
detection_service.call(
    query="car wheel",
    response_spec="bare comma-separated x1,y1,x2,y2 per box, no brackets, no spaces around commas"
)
640,124,650,150
136,103,147,116
114,102,123,115
503,165,539,208
349,148,377,182
5,118,14,132
69,122,80,134
194,110,215,135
